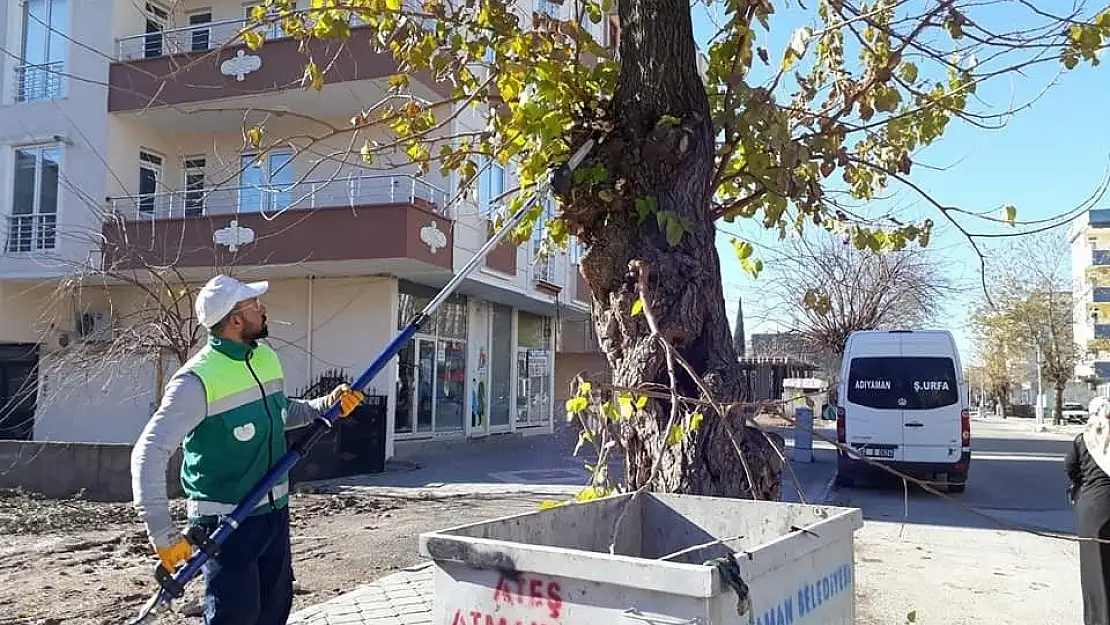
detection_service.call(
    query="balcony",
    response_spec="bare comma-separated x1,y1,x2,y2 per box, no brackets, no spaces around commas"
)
108,17,449,129
101,173,454,278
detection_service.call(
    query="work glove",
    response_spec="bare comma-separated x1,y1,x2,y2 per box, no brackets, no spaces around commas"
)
154,536,193,572
328,384,365,418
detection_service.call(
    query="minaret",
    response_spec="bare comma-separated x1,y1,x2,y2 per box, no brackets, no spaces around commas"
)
732,296,745,357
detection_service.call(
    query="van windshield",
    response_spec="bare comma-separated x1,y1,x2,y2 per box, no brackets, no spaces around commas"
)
847,356,959,411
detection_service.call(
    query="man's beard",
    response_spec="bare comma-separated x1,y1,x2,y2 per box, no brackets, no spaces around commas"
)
244,316,269,341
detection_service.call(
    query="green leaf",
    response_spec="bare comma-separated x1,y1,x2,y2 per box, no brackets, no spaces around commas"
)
906,610,917,624
1003,204,1017,226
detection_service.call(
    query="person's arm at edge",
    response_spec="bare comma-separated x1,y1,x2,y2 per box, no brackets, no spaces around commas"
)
130,372,207,548
283,394,331,429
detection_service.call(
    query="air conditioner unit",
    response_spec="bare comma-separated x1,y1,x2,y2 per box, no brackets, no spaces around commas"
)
76,310,116,343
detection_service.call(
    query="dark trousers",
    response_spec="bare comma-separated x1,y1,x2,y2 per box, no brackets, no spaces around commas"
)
200,506,293,625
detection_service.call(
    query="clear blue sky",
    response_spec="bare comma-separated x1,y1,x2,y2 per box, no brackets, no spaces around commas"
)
688,3,1110,365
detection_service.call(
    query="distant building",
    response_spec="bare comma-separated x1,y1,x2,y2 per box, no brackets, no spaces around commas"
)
1071,209,1110,394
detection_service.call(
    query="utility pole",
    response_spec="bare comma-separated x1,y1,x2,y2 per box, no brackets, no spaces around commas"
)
1035,342,1045,426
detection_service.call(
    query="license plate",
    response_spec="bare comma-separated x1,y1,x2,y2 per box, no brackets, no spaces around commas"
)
861,446,895,459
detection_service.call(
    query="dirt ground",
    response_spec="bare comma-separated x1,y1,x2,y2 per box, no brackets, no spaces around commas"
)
0,488,549,625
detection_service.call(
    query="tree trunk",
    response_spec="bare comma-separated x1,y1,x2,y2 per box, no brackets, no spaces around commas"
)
570,1,781,499
1054,384,1065,426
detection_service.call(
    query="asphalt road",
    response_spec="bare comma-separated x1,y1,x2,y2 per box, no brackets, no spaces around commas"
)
831,419,1083,624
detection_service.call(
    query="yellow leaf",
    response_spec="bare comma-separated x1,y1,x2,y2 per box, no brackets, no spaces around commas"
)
689,412,705,431
385,0,402,10
246,125,264,148
243,30,264,51
617,395,634,418
1002,204,1017,226
538,499,565,510
578,381,592,395
303,61,324,91
631,297,644,316
635,395,648,409
565,396,588,414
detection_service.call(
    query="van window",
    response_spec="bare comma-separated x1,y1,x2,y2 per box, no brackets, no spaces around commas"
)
847,356,959,411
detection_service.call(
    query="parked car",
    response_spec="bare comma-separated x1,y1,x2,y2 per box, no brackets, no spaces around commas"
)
835,329,969,493
1063,402,1089,424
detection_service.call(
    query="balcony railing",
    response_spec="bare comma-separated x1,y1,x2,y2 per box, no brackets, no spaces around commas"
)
5,214,57,252
531,250,557,284
106,173,449,221
117,18,258,62
116,1,434,62
13,62,65,102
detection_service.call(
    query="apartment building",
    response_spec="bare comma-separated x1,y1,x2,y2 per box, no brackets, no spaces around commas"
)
1072,208,1110,393
0,0,613,458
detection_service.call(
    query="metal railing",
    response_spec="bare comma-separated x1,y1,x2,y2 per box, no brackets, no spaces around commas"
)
531,252,556,284
106,173,449,221
13,61,65,102
116,1,434,62
5,214,57,253
117,18,257,62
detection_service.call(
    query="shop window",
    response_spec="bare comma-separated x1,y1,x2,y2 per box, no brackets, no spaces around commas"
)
516,310,553,427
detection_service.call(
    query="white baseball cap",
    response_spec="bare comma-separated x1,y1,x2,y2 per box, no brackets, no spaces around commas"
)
195,274,269,328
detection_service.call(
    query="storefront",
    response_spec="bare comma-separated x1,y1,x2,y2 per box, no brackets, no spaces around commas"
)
393,280,469,438
393,280,556,440
516,310,553,428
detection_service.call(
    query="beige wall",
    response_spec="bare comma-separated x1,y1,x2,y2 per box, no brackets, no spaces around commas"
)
31,276,400,448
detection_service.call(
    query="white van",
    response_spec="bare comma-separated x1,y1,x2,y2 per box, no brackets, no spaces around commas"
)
834,330,970,493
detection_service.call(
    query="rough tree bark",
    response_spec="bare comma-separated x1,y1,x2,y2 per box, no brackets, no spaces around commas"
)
566,1,781,499
1054,384,1065,426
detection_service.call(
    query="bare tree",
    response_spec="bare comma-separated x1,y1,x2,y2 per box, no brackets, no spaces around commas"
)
760,234,954,365
971,231,1079,424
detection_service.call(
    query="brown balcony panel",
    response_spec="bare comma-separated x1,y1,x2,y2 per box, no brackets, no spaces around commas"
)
108,26,450,112
101,204,453,272
575,270,590,303
483,222,517,275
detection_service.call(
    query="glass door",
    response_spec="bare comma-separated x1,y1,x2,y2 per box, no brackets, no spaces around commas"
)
415,338,435,434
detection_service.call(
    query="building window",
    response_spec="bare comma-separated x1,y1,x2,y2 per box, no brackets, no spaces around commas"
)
477,158,505,218
143,2,170,59
183,156,206,216
239,150,293,214
394,281,469,436
516,311,552,427
138,150,163,215
537,0,560,20
17,0,68,102
6,145,61,253
532,197,555,283
188,11,213,52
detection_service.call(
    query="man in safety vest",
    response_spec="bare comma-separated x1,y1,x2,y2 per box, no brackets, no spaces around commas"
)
130,274,365,625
